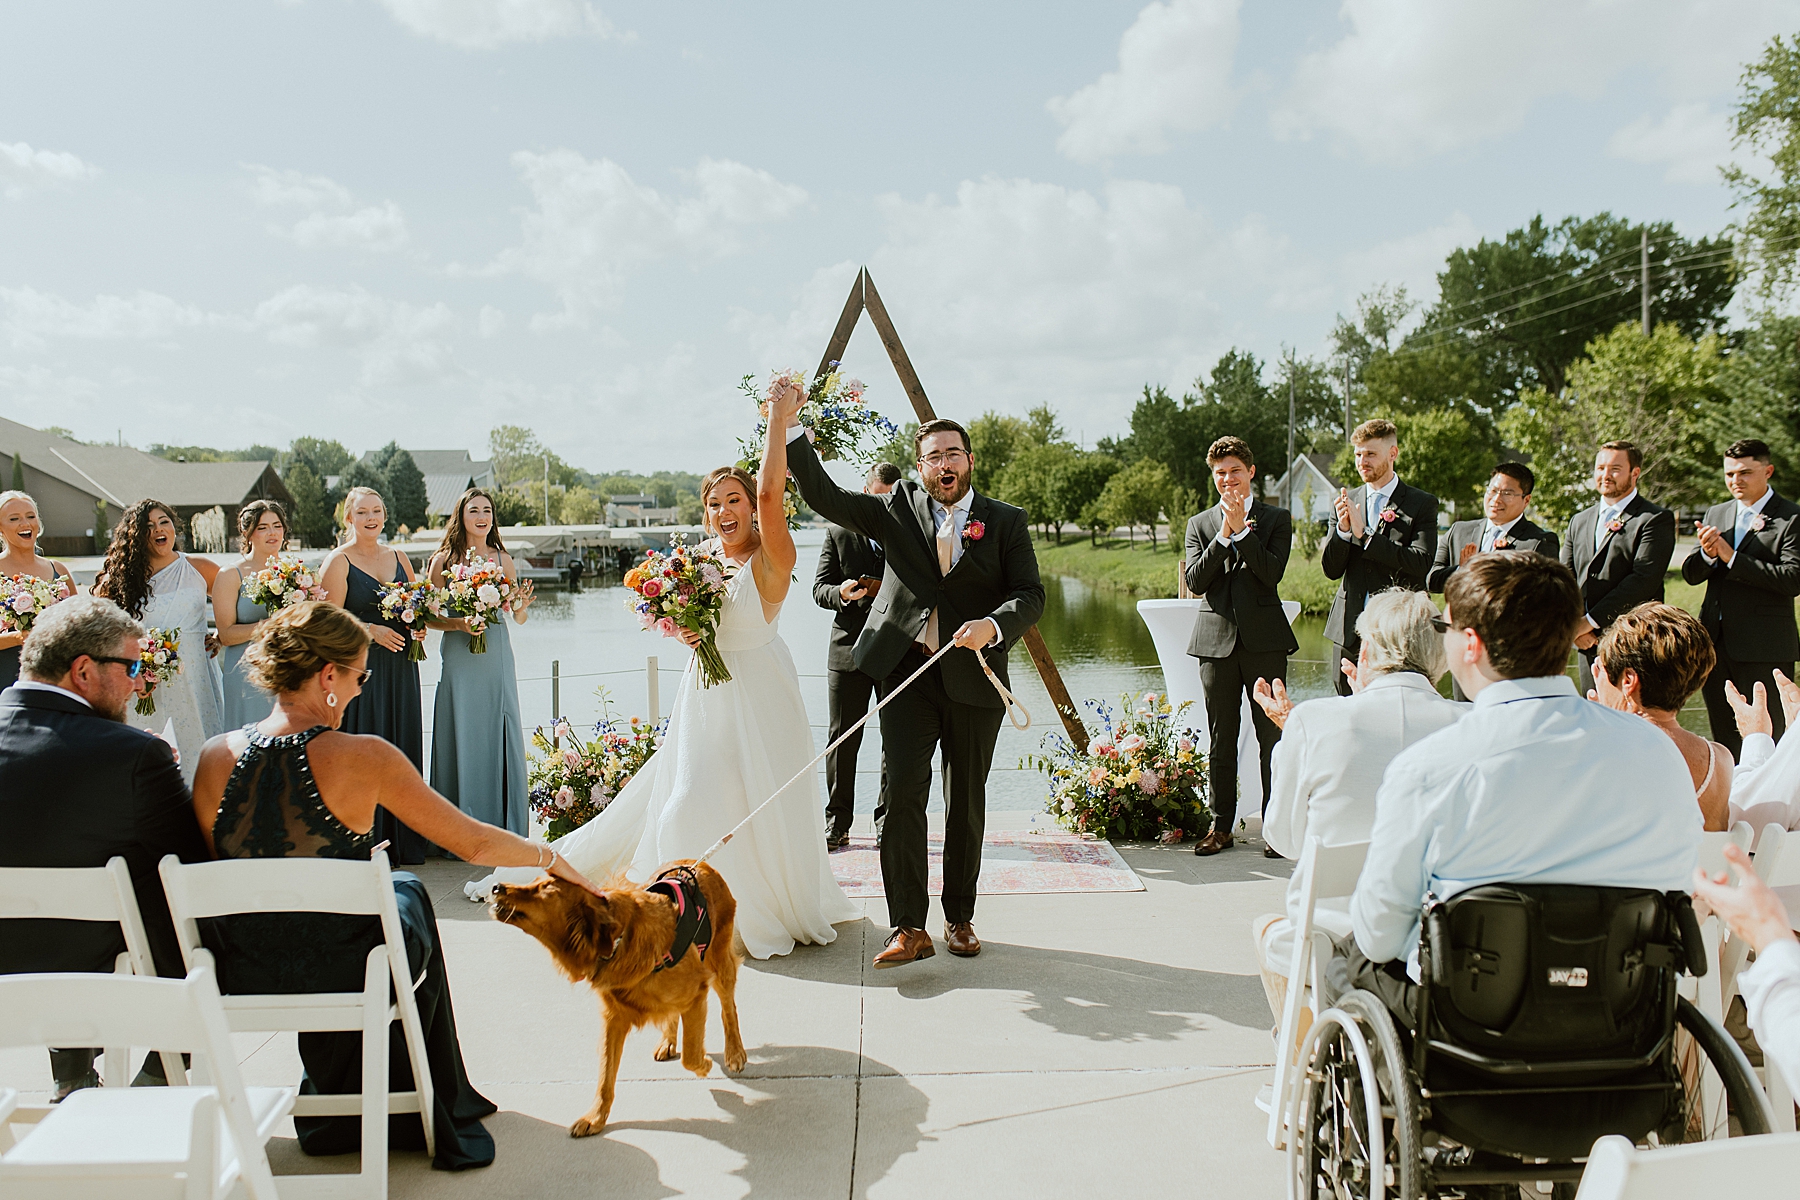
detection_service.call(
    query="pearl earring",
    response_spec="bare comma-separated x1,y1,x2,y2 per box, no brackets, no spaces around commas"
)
326,692,338,709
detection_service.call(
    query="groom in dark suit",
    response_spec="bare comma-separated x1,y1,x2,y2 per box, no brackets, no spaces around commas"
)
0,596,209,1099
779,390,1044,969
1184,436,1297,857
1560,441,1677,695
813,463,899,847
1680,438,1800,756
1321,419,1438,695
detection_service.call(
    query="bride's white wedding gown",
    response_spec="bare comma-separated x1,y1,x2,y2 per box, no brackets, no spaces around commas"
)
475,553,856,959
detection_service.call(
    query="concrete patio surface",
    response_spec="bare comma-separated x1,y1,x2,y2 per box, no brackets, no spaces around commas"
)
1,813,1296,1198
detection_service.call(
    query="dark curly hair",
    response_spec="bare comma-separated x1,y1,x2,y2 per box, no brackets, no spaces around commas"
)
93,499,180,619
237,499,289,555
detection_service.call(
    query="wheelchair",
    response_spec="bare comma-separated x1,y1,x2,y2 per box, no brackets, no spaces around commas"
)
1289,884,1774,1198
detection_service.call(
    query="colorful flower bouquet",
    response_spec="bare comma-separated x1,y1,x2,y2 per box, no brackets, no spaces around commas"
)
527,709,665,841
1028,691,1210,844
445,557,514,654
242,554,327,611
624,542,734,688
0,573,69,640
378,578,445,662
735,362,902,528
134,629,181,717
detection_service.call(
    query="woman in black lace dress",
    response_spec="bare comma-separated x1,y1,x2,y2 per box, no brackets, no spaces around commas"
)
189,601,597,1172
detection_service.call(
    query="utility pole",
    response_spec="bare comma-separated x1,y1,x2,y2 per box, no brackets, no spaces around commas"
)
543,454,551,525
1641,228,1651,336
1342,357,1351,442
1285,366,1296,511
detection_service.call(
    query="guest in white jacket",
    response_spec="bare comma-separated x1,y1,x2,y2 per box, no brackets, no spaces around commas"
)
1727,670,1800,831
1246,589,1466,1033
1693,841,1800,1098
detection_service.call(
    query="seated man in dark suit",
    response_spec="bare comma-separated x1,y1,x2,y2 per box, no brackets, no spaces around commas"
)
0,595,209,1099
814,463,898,847
1682,438,1800,757
1427,461,1559,700
1560,440,1676,695
1183,436,1297,857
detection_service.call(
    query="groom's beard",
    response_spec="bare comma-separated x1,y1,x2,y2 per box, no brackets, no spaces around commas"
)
924,467,972,506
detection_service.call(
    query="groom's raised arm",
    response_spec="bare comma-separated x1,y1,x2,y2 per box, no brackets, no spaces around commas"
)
987,509,1045,647
785,428,887,542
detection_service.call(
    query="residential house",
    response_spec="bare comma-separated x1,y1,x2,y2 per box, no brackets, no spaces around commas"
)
605,493,680,527
353,448,495,521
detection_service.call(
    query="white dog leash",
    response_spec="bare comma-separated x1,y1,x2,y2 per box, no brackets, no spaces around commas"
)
696,639,1031,865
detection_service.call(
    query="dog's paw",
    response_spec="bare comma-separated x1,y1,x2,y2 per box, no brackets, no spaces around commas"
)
685,1056,713,1079
724,1046,748,1074
569,1113,607,1138
652,1040,679,1062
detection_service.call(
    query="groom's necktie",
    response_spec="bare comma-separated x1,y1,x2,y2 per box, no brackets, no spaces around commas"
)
1734,505,1755,548
921,506,957,653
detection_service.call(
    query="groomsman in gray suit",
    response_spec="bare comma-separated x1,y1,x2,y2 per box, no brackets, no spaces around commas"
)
1428,462,1559,701
1184,436,1298,857
1561,440,1676,695
1681,438,1800,756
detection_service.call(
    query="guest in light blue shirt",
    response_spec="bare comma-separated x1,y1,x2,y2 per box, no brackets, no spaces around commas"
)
1350,552,1703,967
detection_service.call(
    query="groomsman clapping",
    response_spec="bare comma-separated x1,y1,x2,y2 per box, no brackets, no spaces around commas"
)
1559,440,1676,695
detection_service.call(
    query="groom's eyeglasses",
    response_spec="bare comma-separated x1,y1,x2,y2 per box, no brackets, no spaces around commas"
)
90,655,146,678
918,450,969,469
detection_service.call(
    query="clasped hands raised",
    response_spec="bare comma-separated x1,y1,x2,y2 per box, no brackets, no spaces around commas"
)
1333,487,1366,540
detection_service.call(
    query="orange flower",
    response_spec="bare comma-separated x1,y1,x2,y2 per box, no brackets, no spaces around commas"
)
624,567,644,589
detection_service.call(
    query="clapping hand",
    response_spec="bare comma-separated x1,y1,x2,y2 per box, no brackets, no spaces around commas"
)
1219,489,1250,537
1775,668,1800,727
1252,677,1293,730
1333,487,1353,534
1693,843,1797,955
1726,681,1774,738
1340,657,1361,693
1696,522,1733,564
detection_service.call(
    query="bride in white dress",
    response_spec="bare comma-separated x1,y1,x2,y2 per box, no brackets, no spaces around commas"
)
474,428,856,959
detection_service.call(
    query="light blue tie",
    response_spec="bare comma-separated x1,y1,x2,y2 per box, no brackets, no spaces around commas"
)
1735,506,1755,549
1595,504,1615,551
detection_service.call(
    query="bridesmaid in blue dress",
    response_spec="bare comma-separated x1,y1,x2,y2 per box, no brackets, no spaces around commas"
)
428,488,536,835
211,500,288,729
0,491,75,689
322,487,427,864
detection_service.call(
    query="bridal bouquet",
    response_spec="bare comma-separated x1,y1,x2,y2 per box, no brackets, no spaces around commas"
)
241,554,327,611
527,709,665,841
0,573,69,639
377,578,444,662
624,543,733,688
1028,691,1210,844
444,557,514,654
735,362,902,528
134,629,181,717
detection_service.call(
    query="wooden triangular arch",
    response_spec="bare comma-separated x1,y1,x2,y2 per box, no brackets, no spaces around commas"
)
816,267,1089,751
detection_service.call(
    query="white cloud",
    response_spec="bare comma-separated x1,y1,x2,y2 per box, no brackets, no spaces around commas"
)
478,305,507,337
0,286,226,349
1608,104,1734,185
1274,0,1800,164
375,0,623,50
244,165,410,252
253,284,457,385
1337,212,1481,311
1048,0,1241,163
486,151,807,327
0,141,100,199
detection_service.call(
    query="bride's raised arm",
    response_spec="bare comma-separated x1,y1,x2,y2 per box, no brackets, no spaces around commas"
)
752,380,802,604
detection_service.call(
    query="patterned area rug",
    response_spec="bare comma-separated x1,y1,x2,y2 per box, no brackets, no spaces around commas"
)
829,829,1144,897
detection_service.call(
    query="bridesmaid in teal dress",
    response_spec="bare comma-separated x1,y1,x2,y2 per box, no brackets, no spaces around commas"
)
428,488,535,835
211,500,288,728
322,487,427,864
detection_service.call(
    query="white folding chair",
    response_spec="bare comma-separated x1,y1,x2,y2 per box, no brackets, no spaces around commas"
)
158,852,434,1200
1715,824,1800,1133
0,856,184,1090
1685,822,1757,1139
1572,1131,1800,1198
0,966,294,1200
1265,836,1370,1150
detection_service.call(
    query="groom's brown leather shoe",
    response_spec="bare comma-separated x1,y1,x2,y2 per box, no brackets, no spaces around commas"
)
1194,830,1233,856
945,922,980,957
873,927,935,968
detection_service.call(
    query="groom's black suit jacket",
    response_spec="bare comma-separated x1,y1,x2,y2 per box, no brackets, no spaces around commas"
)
787,437,1045,708
0,686,208,980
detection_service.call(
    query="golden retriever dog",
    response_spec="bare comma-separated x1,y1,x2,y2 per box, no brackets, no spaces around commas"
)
489,858,746,1136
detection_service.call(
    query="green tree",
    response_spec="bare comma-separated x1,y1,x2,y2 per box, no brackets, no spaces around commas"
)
488,425,544,488
868,420,919,479
561,484,605,525
1333,409,1490,519
371,444,428,531
996,444,1074,540
1726,34,1800,299
1713,314,1800,487
1096,459,1174,548
491,487,538,527
1051,451,1120,543
283,461,334,548
10,451,21,491
287,437,353,478
966,412,1030,494
1502,322,1725,524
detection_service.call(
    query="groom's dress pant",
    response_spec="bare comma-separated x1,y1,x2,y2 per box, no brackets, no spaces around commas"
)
878,645,1005,931
1196,643,1286,836
825,666,888,836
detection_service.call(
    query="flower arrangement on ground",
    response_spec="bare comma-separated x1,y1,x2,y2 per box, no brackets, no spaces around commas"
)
241,554,327,611
378,578,445,662
527,709,666,841
624,542,734,688
0,574,69,640
735,362,902,528
1029,691,1210,844
134,628,181,717
444,557,513,654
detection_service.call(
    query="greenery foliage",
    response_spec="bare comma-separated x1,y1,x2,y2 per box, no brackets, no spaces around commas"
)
1726,33,1800,301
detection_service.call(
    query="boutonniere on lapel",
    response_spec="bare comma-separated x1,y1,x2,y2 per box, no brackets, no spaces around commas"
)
1379,505,1399,526
1751,513,1769,533
1243,516,1257,531
962,519,985,548
1492,535,1512,549
1606,516,1626,534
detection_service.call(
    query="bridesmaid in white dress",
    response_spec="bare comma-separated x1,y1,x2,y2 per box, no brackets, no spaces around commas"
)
469,430,856,958
94,499,225,783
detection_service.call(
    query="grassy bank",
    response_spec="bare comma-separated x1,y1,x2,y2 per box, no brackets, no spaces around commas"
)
1031,533,1713,620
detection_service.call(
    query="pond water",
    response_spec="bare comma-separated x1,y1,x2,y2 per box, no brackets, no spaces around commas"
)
414,530,1341,816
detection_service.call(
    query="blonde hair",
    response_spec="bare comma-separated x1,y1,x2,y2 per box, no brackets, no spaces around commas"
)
700,467,758,536
1355,589,1447,681
340,487,385,544
243,600,372,695
0,490,35,512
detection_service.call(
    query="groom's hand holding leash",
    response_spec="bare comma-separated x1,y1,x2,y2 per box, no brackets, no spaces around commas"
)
952,619,999,651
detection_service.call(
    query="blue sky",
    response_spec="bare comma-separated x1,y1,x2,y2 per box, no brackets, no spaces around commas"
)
2,0,1795,473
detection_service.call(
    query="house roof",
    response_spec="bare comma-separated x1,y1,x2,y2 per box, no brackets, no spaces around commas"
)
610,494,661,506
354,448,494,516
0,417,283,510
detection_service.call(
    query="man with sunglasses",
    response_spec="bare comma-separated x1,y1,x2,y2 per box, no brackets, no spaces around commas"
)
0,595,209,1100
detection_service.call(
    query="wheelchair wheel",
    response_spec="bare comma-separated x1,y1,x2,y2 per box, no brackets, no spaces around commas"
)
1291,993,1422,1200
1669,996,1774,1140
